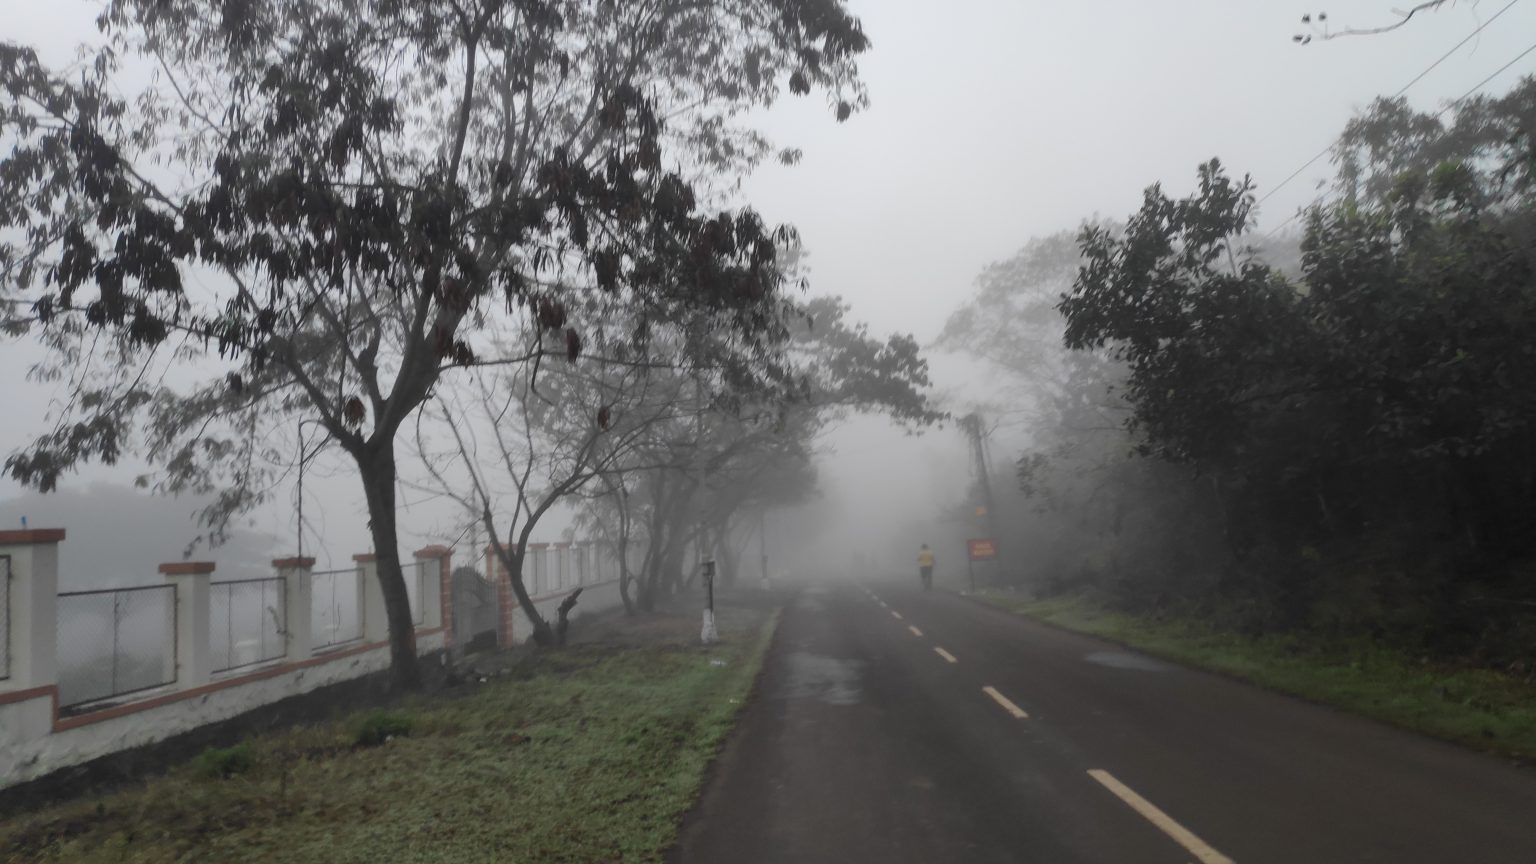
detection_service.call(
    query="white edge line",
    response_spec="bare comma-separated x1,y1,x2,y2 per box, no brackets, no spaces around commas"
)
908,625,923,637
890,610,903,620
1087,769,1234,864
934,646,958,663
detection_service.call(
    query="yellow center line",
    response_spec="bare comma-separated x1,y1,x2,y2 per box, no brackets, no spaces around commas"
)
934,646,958,664
981,685,1029,719
908,625,923,637
890,610,903,620
1087,770,1234,864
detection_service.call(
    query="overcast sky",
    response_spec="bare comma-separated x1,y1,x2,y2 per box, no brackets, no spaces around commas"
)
744,0,1536,566
4,0,1535,579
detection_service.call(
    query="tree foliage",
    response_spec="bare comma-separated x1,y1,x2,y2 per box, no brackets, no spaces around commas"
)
941,228,1226,599
0,0,871,686
1059,78,1536,657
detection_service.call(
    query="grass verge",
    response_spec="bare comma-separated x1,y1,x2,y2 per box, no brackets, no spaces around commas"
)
977,591,1536,762
1,602,779,864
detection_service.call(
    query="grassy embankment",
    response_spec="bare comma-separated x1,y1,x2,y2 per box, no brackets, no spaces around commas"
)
1,600,777,864
978,591,1536,762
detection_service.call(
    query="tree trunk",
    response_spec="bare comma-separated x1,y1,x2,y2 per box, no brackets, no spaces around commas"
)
619,568,634,615
660,528,689,596
554,587,584,646
487,530,556,647
357,442,421,691
636,528,661,613
612,480,636,616
715,515,741,588
616,534,635,617
634,472,669,613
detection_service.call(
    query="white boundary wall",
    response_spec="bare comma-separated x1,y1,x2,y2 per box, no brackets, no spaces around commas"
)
0,631,444,788
0,530,627,790
0,533,457,791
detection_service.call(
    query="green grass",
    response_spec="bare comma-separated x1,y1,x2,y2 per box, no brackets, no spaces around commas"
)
2,604,778,864
978,591,1536,761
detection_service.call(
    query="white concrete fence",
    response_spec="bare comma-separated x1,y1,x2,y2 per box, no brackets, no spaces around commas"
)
0,529,624,791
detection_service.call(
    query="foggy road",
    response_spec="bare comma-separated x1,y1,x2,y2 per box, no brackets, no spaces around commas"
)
671,582,1536,864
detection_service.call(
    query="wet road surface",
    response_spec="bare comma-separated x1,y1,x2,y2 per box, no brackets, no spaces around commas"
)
670,581,1536,863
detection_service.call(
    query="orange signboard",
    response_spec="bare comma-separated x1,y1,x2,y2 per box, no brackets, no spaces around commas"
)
967,538,997,561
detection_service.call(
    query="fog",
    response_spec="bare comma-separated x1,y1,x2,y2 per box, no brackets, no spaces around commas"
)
7,3,1536,856
0,485,278,588
3,0,1533,609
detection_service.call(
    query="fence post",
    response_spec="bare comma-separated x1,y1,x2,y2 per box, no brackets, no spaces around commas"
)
273,556,314,661
160,561,214,688
355,554,388,644
413,546,450,639
526,542,547,595
491,544,515,646
555,542,571,590
0,528,64,692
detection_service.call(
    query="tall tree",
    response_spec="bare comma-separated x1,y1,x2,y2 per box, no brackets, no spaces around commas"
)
416,319,696,644
1060,80,1536,646
0,0,870,688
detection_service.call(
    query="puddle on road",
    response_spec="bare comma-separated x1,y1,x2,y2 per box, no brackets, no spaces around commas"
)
772,652,864,705
1083,651,1171,672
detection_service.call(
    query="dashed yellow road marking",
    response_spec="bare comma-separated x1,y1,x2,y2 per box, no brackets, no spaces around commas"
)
981,685,1029,719
1087,770,1234,864
908,625,923,637
934,647,958,664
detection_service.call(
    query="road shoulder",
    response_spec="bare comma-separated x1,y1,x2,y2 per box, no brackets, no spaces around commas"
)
971,590,1536,764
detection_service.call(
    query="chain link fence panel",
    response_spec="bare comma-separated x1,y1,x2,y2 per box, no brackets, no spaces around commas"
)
210,577,287,673
56,584,176,711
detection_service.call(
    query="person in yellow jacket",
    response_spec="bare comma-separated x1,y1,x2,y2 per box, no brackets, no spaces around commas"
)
917,543,935,591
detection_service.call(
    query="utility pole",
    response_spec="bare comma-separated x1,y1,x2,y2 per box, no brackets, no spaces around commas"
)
961,412,1003,583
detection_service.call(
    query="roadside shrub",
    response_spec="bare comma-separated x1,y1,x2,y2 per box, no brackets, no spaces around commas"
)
192,742,257,779
349,711,414,748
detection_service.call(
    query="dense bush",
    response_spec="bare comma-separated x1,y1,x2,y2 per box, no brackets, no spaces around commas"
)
1056,78,1536,663
192,742,257,780
348,710,415,748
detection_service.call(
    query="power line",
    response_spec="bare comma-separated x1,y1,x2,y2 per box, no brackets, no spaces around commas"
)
1435,38,1536,118
1264,34,1536,238
1256,0,1521,209
1391,0,1518,96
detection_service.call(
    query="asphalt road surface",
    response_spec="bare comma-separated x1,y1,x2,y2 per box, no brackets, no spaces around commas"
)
671,580,1536,863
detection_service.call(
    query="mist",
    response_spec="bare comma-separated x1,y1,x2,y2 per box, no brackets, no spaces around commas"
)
6,1,1536,860
6,0,1533,601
